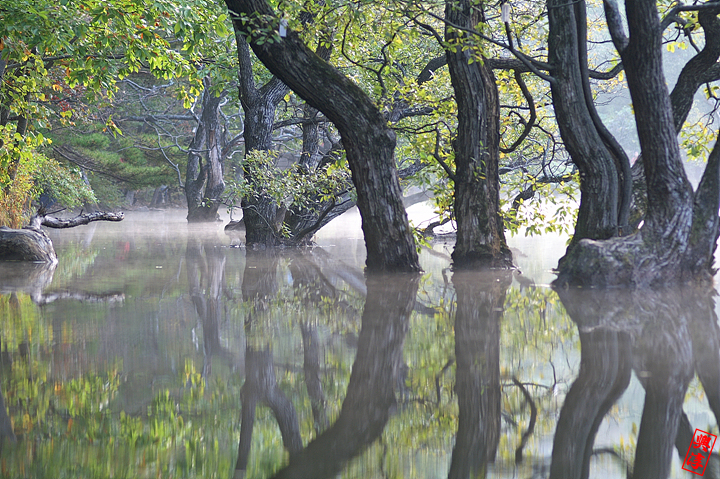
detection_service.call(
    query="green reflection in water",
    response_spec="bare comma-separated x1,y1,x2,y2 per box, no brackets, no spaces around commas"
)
0,214,716,479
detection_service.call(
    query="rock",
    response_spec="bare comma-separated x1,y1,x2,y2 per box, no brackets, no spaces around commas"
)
0,225,57,264
224,219,246,232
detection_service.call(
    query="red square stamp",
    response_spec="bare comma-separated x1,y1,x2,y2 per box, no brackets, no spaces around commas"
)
682,428,717,476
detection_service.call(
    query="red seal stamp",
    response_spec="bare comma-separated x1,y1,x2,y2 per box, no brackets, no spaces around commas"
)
682,428,717,476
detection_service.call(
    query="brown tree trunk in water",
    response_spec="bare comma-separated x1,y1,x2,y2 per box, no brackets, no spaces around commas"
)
186,77,226,223
224,0,420,272
629,4,720,230
547,0,627,247
553,0,720,287
445,0,512,269
232,32,289,247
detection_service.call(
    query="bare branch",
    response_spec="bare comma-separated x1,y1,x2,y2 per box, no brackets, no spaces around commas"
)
39,211,124,229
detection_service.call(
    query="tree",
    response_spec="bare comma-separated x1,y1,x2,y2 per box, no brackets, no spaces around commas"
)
551,0,720,286
224,0,420,272
444,0,513,268
231,30,290,244
185,76,228,222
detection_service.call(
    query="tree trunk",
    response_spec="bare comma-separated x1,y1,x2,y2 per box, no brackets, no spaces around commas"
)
186,77,226,223
553,0,720,287
547,0,629,248
0,212,123,264
445,0,512,268
224,0,420,272
232,32,290,247
549,328,632,479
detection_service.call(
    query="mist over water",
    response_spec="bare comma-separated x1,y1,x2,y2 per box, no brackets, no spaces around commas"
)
0,209,716,479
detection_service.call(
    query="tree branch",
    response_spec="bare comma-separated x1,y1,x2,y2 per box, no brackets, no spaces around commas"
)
39,212,124,228
603,0,630,53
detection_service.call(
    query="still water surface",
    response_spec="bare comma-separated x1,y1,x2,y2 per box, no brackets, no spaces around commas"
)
0,210,717,478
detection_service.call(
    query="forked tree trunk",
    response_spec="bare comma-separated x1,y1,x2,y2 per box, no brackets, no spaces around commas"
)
552,0,720,287
232,32,290,247
445,0,512,268
186,77,226,223
224,0,420,272
547,0,630,249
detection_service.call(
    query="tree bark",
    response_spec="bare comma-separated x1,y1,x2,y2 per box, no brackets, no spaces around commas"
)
185,77,226,223
553,0,720,287
547,0,628,248
224,0,420,272
232,32,289,247
445,0,513,269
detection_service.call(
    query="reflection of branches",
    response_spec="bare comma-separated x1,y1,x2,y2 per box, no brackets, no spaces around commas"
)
270,274,420,479
512,377,537,464
435,358,455,406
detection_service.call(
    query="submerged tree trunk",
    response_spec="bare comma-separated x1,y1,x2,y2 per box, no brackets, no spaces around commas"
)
232,32,289,247
547,0,630,250
552,0,720,287
444,0,512,269
186,77,226,223
224,0,420,272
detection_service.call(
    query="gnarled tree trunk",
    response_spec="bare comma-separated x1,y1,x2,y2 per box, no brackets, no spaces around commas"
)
185,77,226,223
445,0,513,268
224,0,420,272
552,0,720,287
547,0,631,250
231,32,290,247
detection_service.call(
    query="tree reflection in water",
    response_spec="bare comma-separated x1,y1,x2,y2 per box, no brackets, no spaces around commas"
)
236,250,303,477
552,285,720,479
235,248,420,479
448,269,511,479
6,226,720,478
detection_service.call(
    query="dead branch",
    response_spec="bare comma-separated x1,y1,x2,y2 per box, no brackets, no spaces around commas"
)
38,212,124,229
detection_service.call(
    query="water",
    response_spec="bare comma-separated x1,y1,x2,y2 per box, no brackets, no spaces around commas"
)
0,209,716,478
